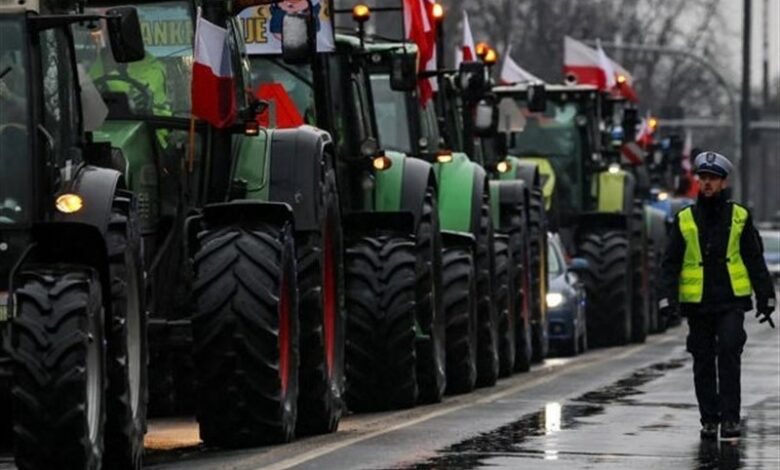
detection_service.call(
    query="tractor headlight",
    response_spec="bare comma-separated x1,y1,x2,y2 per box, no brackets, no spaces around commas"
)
546,292,564,308
55,193,84,213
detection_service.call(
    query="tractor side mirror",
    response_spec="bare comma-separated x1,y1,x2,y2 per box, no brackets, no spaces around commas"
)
105,7,145,63
281,12,315,64
390,52,418,92
474,98,495,135
526,83,547,113
458,61,487,102
622,107,639,140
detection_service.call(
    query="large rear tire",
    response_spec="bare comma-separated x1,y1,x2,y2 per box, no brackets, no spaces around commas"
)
344,235,417,411
507,206,532,373
104,193,148,470
475,198,498,388
10,270,106,470
630,204,648,344
415,191,446,404
495,236,516,377
442,245,477,394
578,230,632,347
295,169,345,436
528,190,548,363
192,223,299,447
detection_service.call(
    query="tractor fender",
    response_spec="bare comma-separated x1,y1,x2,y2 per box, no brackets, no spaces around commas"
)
644,205,668,248
342,211,415,238
435,153,486,235
489,179,528,232
574,212,630,235
514,160,541,189
186,201,296,256
266,125,335,232
440,229,476,252
13,222,111,314
400,156,437,230
53,165,124,235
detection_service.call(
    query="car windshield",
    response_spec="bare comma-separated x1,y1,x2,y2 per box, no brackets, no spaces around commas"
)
248,56,316,127
370,74,411,154
548,239,563,280
0,18,30,225
760,231,780,253
74,1,194,118
506,99,585,213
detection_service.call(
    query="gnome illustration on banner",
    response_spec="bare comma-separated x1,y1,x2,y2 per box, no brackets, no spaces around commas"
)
270,0,322,40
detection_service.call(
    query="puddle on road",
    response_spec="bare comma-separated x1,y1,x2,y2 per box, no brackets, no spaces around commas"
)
387,357,689,470
574,357,687,405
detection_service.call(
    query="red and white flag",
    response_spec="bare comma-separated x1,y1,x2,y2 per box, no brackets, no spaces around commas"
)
500,46,542,84
192,9,236,128
404,0,437,105
563,35,611,89
612,59,639,103
596,41,616,89
455,10,475,67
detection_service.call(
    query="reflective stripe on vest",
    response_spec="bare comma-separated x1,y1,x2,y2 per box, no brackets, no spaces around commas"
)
678,204,752,303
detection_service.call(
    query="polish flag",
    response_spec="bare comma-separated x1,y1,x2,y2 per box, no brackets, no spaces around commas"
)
191,9,236,129
500,46,542,84
636,114,654,148
563,36,610,89
456,10,475,66
596,41,616,89
404,0,436,105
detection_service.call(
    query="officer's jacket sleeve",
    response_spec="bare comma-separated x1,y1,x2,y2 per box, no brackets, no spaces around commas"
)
740,212,776,303
659,213,686,306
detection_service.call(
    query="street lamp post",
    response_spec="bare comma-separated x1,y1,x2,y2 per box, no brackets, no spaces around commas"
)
583,40,744,199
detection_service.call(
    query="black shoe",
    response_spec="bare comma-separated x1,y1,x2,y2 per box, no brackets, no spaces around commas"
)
720,421,741,439
700,423,718,439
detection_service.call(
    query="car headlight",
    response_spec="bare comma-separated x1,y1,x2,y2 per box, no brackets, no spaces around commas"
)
546,292,564,308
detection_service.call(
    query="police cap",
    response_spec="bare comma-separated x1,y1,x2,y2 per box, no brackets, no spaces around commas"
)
694,151,732,178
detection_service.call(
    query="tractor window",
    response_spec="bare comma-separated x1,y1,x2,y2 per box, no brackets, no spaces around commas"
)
370,74,411,154
0,18,30,224
39,27,80,170
75,1,194,118
248,56,315,127
506,99,585,214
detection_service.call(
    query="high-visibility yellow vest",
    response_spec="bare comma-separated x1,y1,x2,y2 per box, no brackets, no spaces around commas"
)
678,204,752,303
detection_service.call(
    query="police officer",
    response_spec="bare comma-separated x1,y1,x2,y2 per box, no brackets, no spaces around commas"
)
659,151,776,440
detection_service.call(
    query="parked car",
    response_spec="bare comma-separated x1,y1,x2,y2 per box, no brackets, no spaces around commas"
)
759,229,780,281
546,233,588,356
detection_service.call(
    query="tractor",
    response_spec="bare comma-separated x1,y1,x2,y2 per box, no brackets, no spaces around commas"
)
431,38,550,370
0,1,147,468
242,2,446,411
74,0,345,446
493,82,663,347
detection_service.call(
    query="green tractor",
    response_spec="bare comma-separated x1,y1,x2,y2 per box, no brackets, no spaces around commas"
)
75,0,346,445
493,82,658,347
243,5,445,410
346,16,510,390
0,2,147,469
431,46,549,370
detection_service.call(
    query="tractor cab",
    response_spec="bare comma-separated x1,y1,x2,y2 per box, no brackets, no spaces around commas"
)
495,83,601,225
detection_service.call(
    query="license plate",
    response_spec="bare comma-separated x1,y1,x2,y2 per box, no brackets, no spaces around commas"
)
0,291,8,322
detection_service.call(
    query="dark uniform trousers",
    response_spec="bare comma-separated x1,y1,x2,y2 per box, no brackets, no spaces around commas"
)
686,306,747,424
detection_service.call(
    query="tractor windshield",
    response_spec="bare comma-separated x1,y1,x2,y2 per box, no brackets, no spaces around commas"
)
0,18,30,224
248,56,316,127
506,100,585,213
370,74,411,154
74,1,194,119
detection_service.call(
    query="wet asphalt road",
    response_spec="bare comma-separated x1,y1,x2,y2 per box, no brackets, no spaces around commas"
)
1,315,777,469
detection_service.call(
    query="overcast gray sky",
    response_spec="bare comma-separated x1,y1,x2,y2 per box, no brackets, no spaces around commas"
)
722,0,780,91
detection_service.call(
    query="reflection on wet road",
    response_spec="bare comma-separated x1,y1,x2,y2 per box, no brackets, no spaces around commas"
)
389,320,779,470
